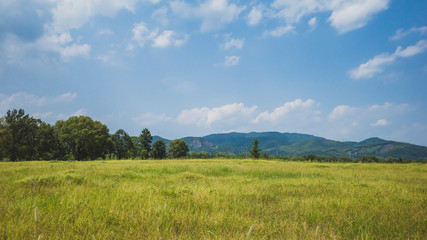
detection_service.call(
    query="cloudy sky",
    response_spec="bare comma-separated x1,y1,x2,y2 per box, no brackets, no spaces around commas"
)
1,0,427,145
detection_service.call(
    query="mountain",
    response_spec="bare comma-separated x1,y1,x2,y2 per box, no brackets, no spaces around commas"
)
151,132,427,160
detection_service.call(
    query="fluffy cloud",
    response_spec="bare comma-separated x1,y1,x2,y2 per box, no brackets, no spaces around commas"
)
308,17,317,29
224,56,240,66
253,99,317,124
350,40,427,79
263,25,294,37
152,6,170,26
50,0,138,33
371,119,388,127
271,0,389,34
0,92,77,111
223,38,244,50
1,31,91,65
152,30,189,48
59,44,91,59
327,102,411,137
170,0,245,32
132,22,159,47
328,0,389,34
177,103,257,127
247,5,263,26
329,105,355,120
132,22,188,48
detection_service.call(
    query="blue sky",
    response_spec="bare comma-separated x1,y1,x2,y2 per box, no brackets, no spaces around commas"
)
1,0,427,146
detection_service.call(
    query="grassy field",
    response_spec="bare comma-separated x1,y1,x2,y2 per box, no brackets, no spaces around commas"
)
0,160,426,239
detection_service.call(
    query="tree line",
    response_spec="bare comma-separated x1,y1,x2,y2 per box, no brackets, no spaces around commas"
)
0,109,421,163
0,109,189,161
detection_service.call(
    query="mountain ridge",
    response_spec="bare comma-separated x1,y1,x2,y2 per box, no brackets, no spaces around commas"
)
152,132,427,160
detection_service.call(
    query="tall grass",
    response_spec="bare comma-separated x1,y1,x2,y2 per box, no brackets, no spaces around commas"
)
0,160,425,239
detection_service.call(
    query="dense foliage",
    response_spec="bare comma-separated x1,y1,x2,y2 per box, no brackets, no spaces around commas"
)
152,140,167,159
138,128,153,159
54,116,113,160
112,129,134,159
0,109,60,161
168,139,189,158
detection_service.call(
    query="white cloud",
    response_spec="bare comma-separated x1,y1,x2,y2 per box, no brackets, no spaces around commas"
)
177,103,257,127
152,6,170,26
350,40,427,79
395,40,427,57
264,25,294,37
328,0,389,34
50,0,138,33
0,92,78,111
247,5,263,26
329,105,355,120
328,102,411,138
323,102,413,140
59,44,91,59
1,1,140,63
132,22,188,48
55,92,78,102
132,22,158,47
1,31,92,64
308,17,317,29
390,26,427,41
271,0,389,34
253,99,317,123
224,56,240,67
223,38,244,50
170,0,245,32
152,30,189,48
153,30,175,48
371,119,388,127
133,113,171,126
368,102,410,113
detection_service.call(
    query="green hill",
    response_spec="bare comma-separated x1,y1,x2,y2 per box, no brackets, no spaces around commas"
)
150,132,427,160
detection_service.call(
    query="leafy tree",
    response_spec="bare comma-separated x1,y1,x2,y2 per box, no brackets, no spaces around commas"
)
1,109,40,161
54,116,113,160
112,129,134,159
0,116,10,160
139,128,152,159
249,138,261,159
35,122,62,160
152,140,166,159
168,139,189,158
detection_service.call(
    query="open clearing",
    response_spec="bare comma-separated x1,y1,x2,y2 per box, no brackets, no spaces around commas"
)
1,160,426,239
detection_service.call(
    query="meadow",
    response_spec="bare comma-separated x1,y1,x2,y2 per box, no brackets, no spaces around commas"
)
0,159,426,239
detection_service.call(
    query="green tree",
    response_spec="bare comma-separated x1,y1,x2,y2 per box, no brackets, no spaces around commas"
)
139,128,152,159
249,138,261,159
152,140,167,159
0,116,10,160
1,109,40,161
168,139,189,158
112,129,134,159
54,116,113,160
34,122,62,160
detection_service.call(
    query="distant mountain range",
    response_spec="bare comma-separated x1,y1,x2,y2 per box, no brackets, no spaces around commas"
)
152,132,427,160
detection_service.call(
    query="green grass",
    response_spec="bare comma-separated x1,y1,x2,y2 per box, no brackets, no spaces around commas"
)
1,160,426,239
